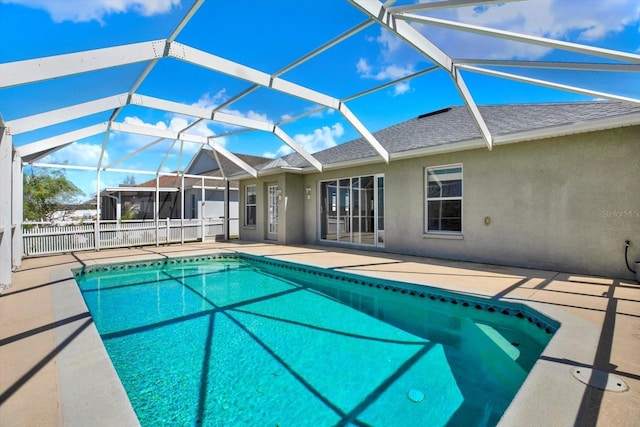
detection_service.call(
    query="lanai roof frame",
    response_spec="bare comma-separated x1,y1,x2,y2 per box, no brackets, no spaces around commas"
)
1,0,639,288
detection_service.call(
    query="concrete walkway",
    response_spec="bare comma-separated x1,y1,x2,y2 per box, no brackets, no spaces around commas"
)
1,242,639,426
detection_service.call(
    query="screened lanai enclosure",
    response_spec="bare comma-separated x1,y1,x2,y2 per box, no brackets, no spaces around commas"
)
1,0,639,289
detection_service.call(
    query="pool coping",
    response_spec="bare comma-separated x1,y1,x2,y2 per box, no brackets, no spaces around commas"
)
51,266,140,427
57,248,610,426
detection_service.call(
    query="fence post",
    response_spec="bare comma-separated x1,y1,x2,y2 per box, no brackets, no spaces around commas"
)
95,171,101,251
224,180,230,241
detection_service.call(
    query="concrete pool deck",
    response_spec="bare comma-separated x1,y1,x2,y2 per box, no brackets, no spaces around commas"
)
1,241,639,426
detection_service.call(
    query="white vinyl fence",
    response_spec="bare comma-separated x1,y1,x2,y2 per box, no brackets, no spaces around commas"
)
23,219,225,256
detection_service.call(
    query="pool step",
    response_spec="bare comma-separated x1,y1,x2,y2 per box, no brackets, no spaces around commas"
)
476,323,520,361
462,320,528,394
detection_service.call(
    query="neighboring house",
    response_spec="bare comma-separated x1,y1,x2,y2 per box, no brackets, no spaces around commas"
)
100,149,270,236
235,101,640,280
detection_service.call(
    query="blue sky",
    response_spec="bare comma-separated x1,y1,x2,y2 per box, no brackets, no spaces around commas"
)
1,0,639,200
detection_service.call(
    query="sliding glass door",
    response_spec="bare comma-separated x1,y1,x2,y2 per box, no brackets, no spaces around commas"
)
320,174,384,247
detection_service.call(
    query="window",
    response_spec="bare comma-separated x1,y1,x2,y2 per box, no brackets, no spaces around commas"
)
425,165,462,233
245,185,256,226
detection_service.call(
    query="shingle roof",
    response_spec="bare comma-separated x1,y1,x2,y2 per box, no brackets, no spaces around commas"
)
254,101,640,172
135,152,272,188
201,151,272,177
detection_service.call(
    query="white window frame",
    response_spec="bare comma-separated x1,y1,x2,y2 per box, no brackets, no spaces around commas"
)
425,164,463,236
245,184,256,227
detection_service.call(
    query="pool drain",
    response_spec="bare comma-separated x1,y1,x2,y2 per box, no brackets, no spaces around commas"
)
407,389,424,402
570,367,628,392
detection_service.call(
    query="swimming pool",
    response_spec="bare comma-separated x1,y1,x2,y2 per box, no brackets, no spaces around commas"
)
74,254,557,426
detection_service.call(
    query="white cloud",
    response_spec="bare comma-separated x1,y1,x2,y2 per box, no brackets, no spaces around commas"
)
264,122,344,158
3,0,181,24
192,89,228,110
356,58,414,81
356,58,415,96
123,115,167,130
262,146,292,159
294,123,344,153
393,82,412,97
456,0,640,43
41,141,109,166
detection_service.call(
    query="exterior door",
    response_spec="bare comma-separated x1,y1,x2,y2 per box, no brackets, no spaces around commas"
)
266,185,279,240
319,174,384,247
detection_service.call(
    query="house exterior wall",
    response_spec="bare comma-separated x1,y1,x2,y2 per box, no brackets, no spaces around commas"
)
283,173,305,244
241,125,639,279
383,126,639,279
239,173,305,244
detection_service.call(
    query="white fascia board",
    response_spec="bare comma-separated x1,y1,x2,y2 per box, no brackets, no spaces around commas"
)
273,126,323,172
339,102,390,163
392,112,640,160
207,140,258,178
313,155,385,172
457,65,640,105
17,123,109,158
168,42,340,110
240,112,640,177
349,0,452,70
398,14,640,64
0,40,167,88
451,68,493,149
111,122,208,145
7,94,128,135
493,112,640,146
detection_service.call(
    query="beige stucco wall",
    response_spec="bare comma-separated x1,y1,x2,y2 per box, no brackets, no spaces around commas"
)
242,125,640,279
239,173,306,244
385,126,639,279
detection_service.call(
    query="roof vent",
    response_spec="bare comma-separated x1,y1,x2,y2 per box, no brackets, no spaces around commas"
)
418,107,452,119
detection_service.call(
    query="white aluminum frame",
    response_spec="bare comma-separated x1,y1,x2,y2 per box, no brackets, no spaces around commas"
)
1,0,638,289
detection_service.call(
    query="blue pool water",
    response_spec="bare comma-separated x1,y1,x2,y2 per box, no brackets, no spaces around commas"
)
75,256,555,426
